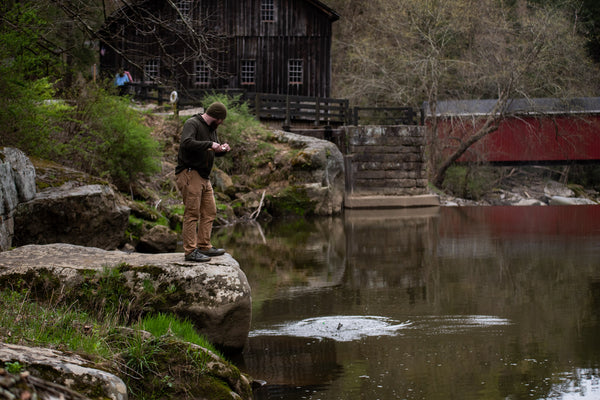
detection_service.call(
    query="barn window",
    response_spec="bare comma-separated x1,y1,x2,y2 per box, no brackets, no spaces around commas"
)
261,0,275,22
288,59,303,84
194,61,209,85
144,59,160,82
176,0,193,19
241,60,256,85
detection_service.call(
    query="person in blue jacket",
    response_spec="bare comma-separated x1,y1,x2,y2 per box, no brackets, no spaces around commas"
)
114,69,130,96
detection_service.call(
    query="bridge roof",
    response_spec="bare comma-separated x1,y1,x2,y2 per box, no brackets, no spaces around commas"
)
423,97,600,117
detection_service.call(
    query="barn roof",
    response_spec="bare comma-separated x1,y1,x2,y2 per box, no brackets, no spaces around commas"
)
423,97,600,117
306,0,340,21
105,0,339,22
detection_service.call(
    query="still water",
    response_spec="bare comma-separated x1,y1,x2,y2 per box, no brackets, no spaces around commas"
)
213,205,600,400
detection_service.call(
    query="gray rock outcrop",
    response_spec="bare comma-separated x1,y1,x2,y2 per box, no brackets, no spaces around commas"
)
0,147,37,251
13,184,130,250
0,337,254,400
0,343,127,400
549,195,597,205
0,243,252,352
135,224,177,253
273,130,345,215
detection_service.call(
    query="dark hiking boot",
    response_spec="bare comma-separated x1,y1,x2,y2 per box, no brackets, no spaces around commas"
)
198,247,226,257
185,248,211,262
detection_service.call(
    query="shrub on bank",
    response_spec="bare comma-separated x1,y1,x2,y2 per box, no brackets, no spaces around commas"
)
0,80,162,192
60,86,162,191
0,289,242,400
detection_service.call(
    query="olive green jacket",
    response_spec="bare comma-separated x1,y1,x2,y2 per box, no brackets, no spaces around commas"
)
175,114,225,178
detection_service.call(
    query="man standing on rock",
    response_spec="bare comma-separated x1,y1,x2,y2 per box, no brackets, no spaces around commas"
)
175,102,231,262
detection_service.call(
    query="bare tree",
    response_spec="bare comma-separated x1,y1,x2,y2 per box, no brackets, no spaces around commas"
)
23,0,225,92
329,0,600,186
117,1,223,80
428,0,600,186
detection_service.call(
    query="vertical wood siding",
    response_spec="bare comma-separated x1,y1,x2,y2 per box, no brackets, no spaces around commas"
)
99,0,336,97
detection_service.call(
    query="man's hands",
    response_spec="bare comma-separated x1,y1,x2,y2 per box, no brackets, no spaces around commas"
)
211,142,231,153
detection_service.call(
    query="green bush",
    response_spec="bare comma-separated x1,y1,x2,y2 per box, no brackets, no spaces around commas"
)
0,5,161,190
61,87,161,190
1,73,161,191
442,165,499,200
0,3,67,157
0,78,70,158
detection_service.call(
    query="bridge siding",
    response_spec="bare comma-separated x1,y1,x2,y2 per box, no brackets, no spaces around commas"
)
435,114,600,163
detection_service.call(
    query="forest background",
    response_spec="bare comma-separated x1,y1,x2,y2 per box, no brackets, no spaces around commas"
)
2,0,600,195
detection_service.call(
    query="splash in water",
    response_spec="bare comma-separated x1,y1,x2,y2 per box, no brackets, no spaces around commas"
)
250,315,411,342
250,314,512,342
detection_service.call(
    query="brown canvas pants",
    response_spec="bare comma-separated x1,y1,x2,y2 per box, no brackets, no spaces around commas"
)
175,169,216,255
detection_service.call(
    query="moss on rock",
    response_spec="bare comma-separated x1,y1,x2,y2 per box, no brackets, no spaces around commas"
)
267,185,317,217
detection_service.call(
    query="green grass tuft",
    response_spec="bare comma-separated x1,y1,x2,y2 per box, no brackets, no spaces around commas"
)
136,313,224,358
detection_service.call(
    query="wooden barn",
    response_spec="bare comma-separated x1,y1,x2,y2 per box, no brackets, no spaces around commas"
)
424,97,600,164
99,0,339,98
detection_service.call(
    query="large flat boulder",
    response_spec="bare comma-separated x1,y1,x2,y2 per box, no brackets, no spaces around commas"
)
0,244,252,352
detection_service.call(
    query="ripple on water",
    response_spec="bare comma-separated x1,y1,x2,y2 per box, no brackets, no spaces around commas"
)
415,315,513,335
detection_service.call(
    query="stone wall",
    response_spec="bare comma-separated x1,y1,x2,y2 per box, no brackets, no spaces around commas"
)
0,148,37,251
342,125,428,196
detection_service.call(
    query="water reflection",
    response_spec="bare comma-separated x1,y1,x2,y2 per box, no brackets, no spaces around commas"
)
213,206,600,400
243,336,342,387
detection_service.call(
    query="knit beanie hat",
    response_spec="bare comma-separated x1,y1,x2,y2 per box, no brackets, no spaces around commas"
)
206,102,227,120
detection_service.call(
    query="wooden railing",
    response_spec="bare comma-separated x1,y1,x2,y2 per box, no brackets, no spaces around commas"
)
124,84,245,105
351,107,421,126
126,83,421,126
246,93,350,126
127,83,168,104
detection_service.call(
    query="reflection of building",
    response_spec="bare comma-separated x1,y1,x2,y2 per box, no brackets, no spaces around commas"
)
242,336,341,389
99,0,339,98
344,208,439,298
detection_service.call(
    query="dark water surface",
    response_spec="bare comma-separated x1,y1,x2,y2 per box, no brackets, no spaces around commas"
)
213,206,600,400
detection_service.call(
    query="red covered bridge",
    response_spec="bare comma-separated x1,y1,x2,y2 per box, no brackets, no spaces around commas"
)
425,97,600,163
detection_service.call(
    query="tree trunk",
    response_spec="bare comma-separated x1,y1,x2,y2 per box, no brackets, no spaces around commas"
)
432,117,501,188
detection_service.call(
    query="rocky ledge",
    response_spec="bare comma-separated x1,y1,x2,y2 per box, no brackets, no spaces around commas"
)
0,243,252,351
0,243,253,399
0,343,128,400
